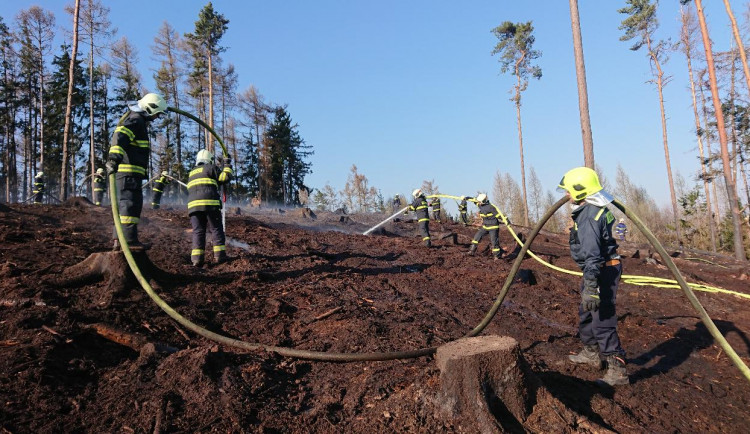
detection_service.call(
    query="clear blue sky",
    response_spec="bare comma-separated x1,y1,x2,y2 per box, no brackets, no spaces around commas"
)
2,0,747,211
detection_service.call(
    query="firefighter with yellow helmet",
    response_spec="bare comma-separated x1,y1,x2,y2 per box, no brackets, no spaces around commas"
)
557,166,628,386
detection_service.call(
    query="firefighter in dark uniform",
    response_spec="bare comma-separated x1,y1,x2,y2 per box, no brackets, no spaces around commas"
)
188,149,233,266
429,196,441,221
392,194,402,212
106,93,167,251
93,168,106,206
558,166,628,386
32,172,45,204
151,171,171,209
458,196,471,226
468,193,505,259
409,188,431,247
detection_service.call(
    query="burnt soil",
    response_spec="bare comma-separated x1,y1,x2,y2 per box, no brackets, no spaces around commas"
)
1,201,749,433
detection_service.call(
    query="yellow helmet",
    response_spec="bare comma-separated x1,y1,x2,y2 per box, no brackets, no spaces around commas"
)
557,167,603,201
161,171,168,177
137,93,167,116
96,168,105,175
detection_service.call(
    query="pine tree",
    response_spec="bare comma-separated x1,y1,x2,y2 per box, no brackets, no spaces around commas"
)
263,106,312,205
185,2,228,154
491,21,542,227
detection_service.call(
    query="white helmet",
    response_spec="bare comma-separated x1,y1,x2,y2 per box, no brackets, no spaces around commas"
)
36,172,44,178
477,193,488,203
196,149,214,165
412,188,422,198
96,168,105,175
137,93,167,116
460,195,467,200
161,170,168,177
619,218,625,223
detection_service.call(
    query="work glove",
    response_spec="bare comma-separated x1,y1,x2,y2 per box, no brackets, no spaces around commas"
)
105,160,118,176
581,279,600,312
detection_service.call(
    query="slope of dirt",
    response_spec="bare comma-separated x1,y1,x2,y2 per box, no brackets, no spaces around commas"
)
1,202,749,433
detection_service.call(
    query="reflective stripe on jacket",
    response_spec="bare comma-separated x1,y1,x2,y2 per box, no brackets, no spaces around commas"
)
107,111,150,179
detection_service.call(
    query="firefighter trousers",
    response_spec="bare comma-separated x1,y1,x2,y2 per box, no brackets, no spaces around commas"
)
33,191,43,204
472,226,502,258
577,262,625,357
94,190,104,206
418,218,431,246
459,211,468,225
190,209,227,263
151,191,163,209
112,176,143,243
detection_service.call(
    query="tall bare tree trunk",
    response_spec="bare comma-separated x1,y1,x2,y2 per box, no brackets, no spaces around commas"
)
514,78,529,227
39,57,44,173
723,0,750,109
60,0,80,201
698,74,722,226
568,0,595,168
695,0,747,261
686,57,717,251
646,31,682,244
89,49,94,198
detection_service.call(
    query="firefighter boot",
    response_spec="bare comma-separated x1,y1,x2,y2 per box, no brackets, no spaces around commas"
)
568,345,601,367
468,244,477,256
598,355,629,386
215,251,228,264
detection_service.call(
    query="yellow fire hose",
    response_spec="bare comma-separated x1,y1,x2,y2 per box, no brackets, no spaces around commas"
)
430,193,748,300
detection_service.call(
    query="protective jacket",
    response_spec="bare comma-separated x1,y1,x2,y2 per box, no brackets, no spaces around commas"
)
569,203,619,281
478,201,504,229
430,197,441,212
409,196,429,221
153,175,171,193
107,111,150,179
93,174,106,192
458,199,468,213
33,178,45,194
187,161,233,213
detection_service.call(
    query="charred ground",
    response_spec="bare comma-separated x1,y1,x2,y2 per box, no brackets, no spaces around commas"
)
1,201,749,432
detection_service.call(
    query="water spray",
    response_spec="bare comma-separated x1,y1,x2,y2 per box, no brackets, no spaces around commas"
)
362,206,409,235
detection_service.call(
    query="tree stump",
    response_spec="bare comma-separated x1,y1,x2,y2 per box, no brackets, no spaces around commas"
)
436,336,535,432
49,251,167,307
436,336,614,433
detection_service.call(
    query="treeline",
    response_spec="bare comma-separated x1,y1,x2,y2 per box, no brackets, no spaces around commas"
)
0,1,312,206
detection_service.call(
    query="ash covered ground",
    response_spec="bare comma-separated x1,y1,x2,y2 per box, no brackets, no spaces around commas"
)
1,199,749,433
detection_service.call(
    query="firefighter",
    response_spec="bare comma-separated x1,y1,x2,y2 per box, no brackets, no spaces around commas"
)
151,171,171,209
458,196,470,226
392,194,402,212
106,93,167,251
93,168,106,206
614,218,628,241
557,166,628,386
32,172,45,204
430,196,441,221
468,193,505,260
187,149,233,266
409,188,431,247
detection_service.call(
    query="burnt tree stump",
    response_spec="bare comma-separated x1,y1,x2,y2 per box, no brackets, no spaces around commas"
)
49,251,167,307
436,336,612,433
